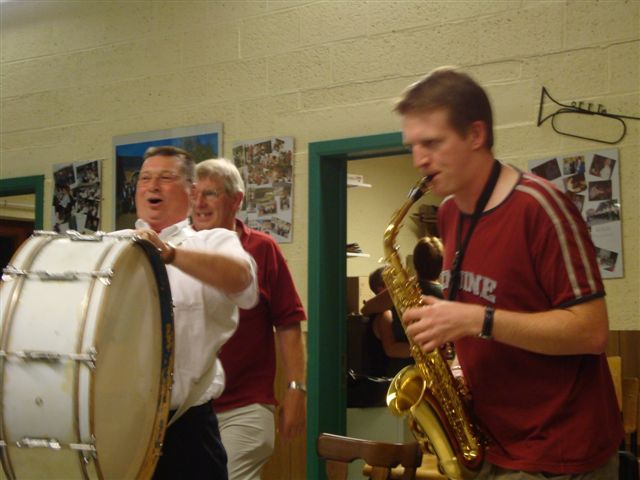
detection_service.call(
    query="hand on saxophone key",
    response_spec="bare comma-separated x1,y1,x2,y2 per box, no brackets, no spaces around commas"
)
402,295,485,352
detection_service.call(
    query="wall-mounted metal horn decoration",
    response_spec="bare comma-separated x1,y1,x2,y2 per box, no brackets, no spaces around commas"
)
537,86,639,145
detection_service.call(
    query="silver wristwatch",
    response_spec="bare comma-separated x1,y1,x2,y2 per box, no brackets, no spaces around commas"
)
287,380,307,393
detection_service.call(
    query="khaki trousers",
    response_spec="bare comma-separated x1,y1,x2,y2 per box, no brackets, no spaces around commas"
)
217,403,276,480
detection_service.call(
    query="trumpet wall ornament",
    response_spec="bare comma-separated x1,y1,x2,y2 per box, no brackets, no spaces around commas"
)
537,86,639,145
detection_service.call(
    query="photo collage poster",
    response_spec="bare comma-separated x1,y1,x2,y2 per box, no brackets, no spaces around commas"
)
232,137,294,243
528,148,623,278
52,159,102,234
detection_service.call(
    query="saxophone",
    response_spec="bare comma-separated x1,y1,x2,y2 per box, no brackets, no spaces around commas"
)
383,176,484,480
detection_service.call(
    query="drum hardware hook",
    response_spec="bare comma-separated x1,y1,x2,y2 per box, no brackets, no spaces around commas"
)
2,265,25,277
84,347,98,369
81,449,97,464
98,269,114,286
81,435,98,464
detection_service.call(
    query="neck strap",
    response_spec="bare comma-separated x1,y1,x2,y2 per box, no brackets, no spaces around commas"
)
448,160,502,301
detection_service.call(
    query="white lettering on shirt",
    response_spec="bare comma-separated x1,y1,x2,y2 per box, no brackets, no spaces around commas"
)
440,269,497,303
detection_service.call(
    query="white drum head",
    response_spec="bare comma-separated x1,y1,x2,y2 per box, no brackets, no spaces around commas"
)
92,243,164,479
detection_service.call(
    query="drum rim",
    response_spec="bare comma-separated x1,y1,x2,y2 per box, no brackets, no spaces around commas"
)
126,238,174,480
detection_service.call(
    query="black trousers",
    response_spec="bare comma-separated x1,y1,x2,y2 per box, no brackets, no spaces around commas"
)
153,402,228,480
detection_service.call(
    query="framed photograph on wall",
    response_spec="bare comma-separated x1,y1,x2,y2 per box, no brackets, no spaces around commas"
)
113,123,222,230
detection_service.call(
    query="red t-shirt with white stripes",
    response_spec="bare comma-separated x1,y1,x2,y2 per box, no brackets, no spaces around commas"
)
438,170,622,474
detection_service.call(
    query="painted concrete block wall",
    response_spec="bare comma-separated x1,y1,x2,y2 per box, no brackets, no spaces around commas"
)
1,0,638,329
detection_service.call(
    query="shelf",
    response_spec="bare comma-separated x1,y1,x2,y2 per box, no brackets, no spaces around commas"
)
347,180,372,188
347,252,370,258
347,173,372,188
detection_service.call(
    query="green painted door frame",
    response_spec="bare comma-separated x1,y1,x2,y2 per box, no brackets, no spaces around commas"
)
307,132,408,479
0,175,45,229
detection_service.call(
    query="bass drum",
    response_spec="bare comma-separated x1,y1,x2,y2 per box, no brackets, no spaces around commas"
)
0,231,174,480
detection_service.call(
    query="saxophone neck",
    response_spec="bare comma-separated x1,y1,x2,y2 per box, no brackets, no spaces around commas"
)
383,176,432,257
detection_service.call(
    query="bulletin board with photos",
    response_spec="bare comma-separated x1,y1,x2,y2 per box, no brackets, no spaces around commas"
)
232,136,294,243
528,148,623,279
52,159,102,234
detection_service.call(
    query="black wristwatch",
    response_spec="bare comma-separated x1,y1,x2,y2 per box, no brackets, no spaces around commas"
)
478,305,495,340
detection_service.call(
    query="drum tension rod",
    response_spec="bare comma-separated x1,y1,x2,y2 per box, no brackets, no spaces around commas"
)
2,266,114,285
14,437,97,452
3,265,114,280
0,348,97,369
33,230,104,242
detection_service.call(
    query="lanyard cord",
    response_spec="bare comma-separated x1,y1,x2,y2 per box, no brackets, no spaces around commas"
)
448,160,502,301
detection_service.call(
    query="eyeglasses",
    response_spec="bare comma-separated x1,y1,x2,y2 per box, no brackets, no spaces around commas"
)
138,171,183,184
193,189,226,200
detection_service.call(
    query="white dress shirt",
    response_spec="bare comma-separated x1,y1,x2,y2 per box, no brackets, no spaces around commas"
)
131,219,258,418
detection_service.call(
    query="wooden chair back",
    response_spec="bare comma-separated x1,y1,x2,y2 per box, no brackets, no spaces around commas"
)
317,433,422,480
608,356,623,410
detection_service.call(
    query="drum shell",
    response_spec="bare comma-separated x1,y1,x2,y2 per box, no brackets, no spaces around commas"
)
0,233,173,480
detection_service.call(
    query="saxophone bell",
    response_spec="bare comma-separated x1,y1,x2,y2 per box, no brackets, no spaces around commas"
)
387,365,426,417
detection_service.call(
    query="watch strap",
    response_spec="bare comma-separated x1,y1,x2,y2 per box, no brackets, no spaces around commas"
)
479,305,494,340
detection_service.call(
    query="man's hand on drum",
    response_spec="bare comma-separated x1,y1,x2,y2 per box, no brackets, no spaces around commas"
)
135,229,175,264
403,295,484,352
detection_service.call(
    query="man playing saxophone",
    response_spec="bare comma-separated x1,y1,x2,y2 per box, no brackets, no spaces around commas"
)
396,67,622,479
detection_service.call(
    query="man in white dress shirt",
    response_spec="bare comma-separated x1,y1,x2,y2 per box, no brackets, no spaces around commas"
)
131,146,258,480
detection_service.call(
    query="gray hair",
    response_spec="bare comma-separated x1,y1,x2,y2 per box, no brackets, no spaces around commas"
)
195,158,245,195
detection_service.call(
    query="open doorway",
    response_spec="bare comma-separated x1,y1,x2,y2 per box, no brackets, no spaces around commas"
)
0,194,35,268
0,176,45,269
306,132,441,479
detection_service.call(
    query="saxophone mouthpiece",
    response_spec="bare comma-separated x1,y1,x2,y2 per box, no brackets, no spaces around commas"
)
409,175,432,202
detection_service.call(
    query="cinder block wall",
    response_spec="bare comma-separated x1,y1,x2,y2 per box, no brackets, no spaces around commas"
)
1,0,638,329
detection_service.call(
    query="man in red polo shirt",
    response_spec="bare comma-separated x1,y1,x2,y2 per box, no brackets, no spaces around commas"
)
191,158,307,480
